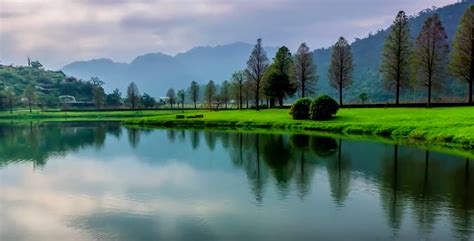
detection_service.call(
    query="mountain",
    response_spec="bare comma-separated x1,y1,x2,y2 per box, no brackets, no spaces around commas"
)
63,43,278,96
63,1,472,102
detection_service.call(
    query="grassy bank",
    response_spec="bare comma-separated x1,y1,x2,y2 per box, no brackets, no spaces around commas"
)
123,107,474,149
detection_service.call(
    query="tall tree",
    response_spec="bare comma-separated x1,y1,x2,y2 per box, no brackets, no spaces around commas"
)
263,46,296,107
329,37,354,105
449,5,474,104
245,38,269,110
166,88,176,109
127,82,140,109
141,93,156,108
177,89,185,110
92,86,105,109
231,70,245,109
221,80,231,109
414,13,449,107
294,43,318,97
23,84,36,113
188,81,200,109
380,11,412,105
204,80,216,108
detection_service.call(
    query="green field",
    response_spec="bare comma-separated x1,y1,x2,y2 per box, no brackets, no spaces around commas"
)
1,107,473,149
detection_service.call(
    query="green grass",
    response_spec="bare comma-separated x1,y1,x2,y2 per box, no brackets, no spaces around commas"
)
2,107,473,149
123,107,474,149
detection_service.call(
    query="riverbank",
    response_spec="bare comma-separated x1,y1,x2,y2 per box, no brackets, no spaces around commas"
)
123,107,474,149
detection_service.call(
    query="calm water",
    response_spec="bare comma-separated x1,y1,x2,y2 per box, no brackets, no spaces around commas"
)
0,122,472,241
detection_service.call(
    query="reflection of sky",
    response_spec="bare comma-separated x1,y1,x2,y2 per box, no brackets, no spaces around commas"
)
0,128,471,241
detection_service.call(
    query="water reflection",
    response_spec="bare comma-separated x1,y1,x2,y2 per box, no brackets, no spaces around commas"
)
0,123,472,240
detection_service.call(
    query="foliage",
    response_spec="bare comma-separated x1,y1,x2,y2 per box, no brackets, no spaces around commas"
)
380,11,413,104
127,82,140,109
231,70,245,109
245,38,269,110
449,5,474,103
92,86,105,109
309,95,339,120
204,80,216,107
188,81,200,108
294,43,318,97
166,88,176,108
328,37,353,105
177,89,185,108
359,93,368,104
263,46,296,107
23,84,36,112
289,97,312,120
141,93,156,108
414,13,449,107
106,88,122,107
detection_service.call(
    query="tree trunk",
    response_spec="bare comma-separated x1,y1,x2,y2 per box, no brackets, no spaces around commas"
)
427,80,432,108
255,82,260,111
239,85,243,110
339,87,343,106
279,96,283,107
302,79,305,98
470,80,473,104
194,101,196,109
29,99,32,113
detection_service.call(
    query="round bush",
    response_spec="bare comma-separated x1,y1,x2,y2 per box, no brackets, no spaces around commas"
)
289,97,312,120
310,95,339,120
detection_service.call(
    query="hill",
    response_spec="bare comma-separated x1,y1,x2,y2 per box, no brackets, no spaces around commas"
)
62,1,473,102
0,65,96,108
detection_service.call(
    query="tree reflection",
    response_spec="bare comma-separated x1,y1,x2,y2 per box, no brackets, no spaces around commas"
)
326,139,351,207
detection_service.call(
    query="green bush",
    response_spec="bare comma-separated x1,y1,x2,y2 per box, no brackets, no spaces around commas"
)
290,97,312,120
310,95,339,120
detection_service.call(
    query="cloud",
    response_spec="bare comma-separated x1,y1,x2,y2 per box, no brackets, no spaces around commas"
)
0,0,455,69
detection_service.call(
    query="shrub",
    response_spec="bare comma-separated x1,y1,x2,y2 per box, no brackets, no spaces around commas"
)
290,97,312,120
310,95,339,120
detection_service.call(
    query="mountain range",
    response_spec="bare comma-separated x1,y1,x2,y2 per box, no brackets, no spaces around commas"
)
62,1,472,102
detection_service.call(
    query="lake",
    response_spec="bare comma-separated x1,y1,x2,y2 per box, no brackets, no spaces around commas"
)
0,122,472,241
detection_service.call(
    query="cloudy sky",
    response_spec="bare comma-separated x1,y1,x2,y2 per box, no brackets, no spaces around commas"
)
0,0,455,69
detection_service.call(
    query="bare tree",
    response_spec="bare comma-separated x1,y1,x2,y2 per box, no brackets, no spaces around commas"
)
245,38,269,110
166,88,176,109
294,43,318,97
127,82,140,109
231,71,245,109
221,80,231,109
414,13,449,107
329,37,354,105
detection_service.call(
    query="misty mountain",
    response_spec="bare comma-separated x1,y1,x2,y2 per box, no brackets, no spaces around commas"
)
63,1,472,101
63,42,277,96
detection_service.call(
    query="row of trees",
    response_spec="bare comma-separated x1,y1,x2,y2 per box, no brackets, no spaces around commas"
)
381,7,473,106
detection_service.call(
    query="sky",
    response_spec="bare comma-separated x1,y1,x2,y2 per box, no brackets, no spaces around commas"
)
0,0,456,69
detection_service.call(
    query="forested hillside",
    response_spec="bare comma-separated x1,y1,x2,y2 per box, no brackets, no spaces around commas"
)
314,1,472,102
0,65,96,108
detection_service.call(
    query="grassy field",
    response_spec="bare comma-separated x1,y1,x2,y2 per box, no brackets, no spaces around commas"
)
123,107,474,149
1,107,473,149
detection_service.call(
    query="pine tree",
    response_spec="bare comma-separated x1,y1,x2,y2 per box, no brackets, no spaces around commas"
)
381,11,412,105
449,5,474,104
328,37,353,105
414,13,449,107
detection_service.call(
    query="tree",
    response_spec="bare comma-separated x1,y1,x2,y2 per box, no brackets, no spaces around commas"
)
231,70,245,109
329,37,354,106
177,89,185,109
220,80,231,109
294,43,318,97
188,81,200,109
263,46,296,107
89,76,104,86
127,82,140,109
141,93,156,108
106,88,122,107
381,11,412,105
204,80,216,108
166,88,176,109
4,87,15,114
245,38,269,110
23,84,36,113
30,60,43,69
449,5,474,104
92,86,105,109
359,93,368,104
414,13,449,107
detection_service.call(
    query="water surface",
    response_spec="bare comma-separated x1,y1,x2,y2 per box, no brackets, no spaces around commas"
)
0,122,472,240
